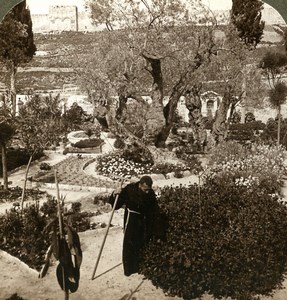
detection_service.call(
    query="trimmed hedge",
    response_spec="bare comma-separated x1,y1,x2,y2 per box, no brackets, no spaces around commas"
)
72,138,104,149
139,183,287,300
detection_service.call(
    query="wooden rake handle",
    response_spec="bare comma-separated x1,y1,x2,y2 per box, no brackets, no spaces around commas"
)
91,181,123,280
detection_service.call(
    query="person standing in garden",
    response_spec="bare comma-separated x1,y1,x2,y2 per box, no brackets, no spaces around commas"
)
109,175,165,276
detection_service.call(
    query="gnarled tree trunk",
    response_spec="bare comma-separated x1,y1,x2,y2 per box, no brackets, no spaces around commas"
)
185,85,207,153
212,85,234,144
1,143,8,190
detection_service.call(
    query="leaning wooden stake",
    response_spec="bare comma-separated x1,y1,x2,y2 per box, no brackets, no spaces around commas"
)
55,170,69,300
91,181,123,280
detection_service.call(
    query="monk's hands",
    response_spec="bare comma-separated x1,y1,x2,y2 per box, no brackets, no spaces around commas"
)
113,188,122,195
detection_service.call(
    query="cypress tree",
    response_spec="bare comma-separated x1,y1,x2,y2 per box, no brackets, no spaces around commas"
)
231,0,265,48
0,0,36,115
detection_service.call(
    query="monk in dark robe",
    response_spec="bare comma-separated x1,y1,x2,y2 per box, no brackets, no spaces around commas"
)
109,175,161,276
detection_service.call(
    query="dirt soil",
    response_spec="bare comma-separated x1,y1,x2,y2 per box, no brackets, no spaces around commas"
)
1,150,287,300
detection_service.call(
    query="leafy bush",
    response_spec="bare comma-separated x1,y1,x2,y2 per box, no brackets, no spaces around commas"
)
0,204,48,271
114,138,125,149
73,138,104,148
206,143,287,194
208,140,249,165
122,146,153,164
5,293,25,300
67,204,92,232
39,162,51,171
260,118,287,148
227,121,265,144
0,194,91,270
245,112,256,123
140,182,287,300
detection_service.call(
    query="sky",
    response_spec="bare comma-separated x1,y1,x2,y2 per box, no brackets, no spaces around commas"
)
26,0,232,15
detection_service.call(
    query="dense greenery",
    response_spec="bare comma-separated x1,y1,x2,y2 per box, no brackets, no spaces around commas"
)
140,182,287,300
0,194,91,270
0,0,36,115
231,0,265,47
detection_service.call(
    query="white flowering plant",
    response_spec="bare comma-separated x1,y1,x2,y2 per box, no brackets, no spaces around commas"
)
96,151,193,180
205,143,287,194
96,152,153,179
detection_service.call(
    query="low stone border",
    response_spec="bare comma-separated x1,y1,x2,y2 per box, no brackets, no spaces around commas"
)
31,181,114,193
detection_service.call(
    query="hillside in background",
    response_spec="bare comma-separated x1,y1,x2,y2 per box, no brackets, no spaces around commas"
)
0,22,285,95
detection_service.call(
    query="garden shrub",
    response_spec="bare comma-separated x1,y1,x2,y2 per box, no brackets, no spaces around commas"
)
114,138,125,149
0,204,49,271
260,118,287,148
73,138,104,148
208,140,249,165
5,293,25,300
94,193,110,205
66,201,92,232
139,182,287,300
122,146,153,164
227,121,265,144
206,143,287,195
245,112,256,123
39,162,51,171
0,194,91,270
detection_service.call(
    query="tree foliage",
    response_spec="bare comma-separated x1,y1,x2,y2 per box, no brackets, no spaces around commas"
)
17,94,63,154
78,0,219,154
0,0,36,115
231,0,265,48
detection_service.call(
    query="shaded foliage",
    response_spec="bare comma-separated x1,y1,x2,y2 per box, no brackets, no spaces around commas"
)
140,182,287,300
231,0,265,47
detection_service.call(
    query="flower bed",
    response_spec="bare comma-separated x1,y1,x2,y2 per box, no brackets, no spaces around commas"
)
205,142,287,194
95,150,200,180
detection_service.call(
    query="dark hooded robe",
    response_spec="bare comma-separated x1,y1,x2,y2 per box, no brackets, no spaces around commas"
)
109,181,162,276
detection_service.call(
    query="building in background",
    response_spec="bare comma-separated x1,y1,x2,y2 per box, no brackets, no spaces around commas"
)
31,5,97,33
30,3,286,34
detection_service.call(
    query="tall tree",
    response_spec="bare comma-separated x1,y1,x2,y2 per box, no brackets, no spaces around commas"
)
260,50,287,146
231,0,265,124
209,26,265,144
0,93,15,190
231,0,265,48
0,0,36,115
269,82,287,146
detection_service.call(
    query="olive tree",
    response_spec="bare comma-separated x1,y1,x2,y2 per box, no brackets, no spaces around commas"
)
76,0,219,159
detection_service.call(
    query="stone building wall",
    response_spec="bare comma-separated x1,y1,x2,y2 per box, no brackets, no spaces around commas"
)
49,5,78,32
31,6,97,33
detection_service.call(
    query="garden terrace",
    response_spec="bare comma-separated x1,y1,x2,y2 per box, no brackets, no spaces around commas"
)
33,155,119,189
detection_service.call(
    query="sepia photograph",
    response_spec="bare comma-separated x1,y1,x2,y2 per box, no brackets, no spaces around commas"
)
0,0,287,299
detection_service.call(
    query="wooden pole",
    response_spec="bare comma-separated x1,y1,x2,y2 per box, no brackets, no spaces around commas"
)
91,180,123,280
91,193,120,280
55,170,69,300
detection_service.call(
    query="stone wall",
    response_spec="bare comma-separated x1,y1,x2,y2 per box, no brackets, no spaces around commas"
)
49,5,78,32
31,6,97,33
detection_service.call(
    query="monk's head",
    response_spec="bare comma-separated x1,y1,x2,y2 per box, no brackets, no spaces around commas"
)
139,175,153,194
